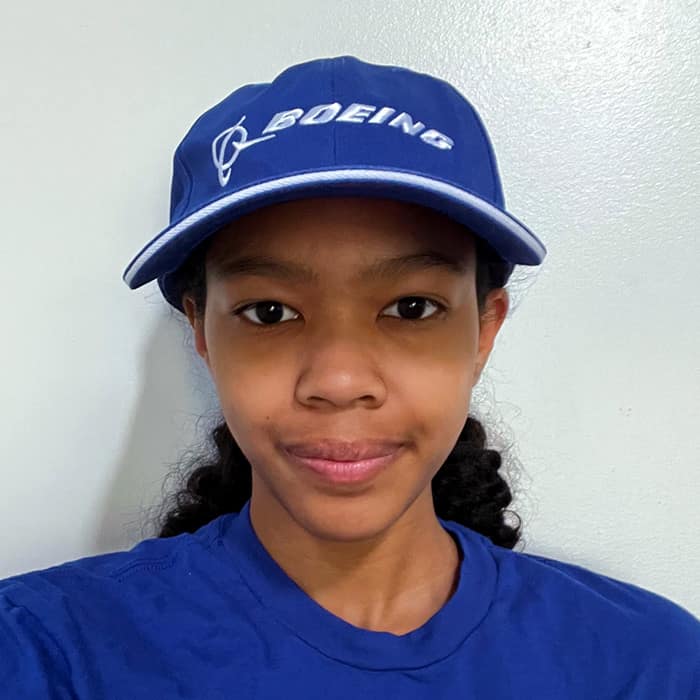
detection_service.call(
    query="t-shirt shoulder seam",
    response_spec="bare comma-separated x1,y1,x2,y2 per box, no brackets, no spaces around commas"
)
118,517,226,582
99,517,227,583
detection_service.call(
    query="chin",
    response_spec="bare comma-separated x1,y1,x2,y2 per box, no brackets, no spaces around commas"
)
286,488,409,543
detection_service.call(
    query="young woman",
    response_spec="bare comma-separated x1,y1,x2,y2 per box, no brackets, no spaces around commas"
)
1,55,698,698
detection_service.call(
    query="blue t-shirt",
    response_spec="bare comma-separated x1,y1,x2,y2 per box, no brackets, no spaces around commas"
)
1,499,698,699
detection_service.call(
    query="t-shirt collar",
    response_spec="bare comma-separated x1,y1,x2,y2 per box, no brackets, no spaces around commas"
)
221,499,498,670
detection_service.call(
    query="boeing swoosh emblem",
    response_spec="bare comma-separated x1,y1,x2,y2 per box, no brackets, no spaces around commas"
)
211,115,276,186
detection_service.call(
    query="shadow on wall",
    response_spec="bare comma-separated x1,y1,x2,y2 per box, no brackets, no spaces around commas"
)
93,304,218,554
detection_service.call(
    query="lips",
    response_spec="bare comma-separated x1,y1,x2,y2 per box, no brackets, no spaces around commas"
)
284,439,404,462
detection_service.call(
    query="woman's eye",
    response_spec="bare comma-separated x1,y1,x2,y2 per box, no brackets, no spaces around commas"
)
236,301,300,325
234,297,446,326
383,297,446,321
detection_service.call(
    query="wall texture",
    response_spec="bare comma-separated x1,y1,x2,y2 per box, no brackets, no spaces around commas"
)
1,0,698,616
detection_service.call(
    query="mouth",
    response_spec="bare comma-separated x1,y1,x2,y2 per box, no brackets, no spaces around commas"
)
285,446,401,484
283,439,404,462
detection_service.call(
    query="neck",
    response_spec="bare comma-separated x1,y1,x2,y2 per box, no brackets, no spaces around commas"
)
248,491,462,635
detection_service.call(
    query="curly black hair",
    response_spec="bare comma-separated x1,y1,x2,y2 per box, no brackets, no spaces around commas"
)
152,228,524,550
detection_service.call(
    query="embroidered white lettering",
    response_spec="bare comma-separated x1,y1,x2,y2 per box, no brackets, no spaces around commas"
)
214,102,455,186
420,129,454,150
368,107,395,124
336,103,377,123
299,103,342,125
262,109,304,134
388,112,425,136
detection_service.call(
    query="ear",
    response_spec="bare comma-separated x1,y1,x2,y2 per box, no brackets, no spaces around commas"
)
472,288,509,386
183,294,210,369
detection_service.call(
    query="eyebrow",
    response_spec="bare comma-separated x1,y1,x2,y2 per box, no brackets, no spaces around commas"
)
211,249,469,284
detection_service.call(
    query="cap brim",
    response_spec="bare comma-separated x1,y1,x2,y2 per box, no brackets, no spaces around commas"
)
122,168,547,310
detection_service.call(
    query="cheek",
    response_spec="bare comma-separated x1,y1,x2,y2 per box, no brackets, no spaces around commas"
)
392,325,477,469
207,351,298,482
211,359,288,443
404,357,474,466
402,322,477,399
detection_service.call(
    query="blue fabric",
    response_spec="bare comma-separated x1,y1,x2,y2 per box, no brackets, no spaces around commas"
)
1,499,698,698
121,55,548,311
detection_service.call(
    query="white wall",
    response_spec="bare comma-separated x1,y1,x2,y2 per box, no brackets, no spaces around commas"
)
1,0,698,617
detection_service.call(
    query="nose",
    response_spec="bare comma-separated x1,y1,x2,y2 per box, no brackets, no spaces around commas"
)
294,324,388,409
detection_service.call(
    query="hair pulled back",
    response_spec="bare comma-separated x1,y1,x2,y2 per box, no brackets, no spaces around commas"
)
154,223,523,549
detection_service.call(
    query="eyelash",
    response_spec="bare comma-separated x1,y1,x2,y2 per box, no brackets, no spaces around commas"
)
232,296,448,327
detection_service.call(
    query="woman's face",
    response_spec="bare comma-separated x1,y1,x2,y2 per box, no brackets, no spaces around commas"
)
184,196,508,541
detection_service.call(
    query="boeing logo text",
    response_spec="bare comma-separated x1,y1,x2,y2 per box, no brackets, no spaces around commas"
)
212,102,454,187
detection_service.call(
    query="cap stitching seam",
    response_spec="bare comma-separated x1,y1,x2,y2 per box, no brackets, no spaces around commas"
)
331,59,338,163
174,148,194,215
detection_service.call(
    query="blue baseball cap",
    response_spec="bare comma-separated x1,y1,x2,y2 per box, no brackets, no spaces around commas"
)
122,55,547,312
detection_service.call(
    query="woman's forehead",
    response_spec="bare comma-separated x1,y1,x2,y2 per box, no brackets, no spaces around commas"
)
205,196,476,263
